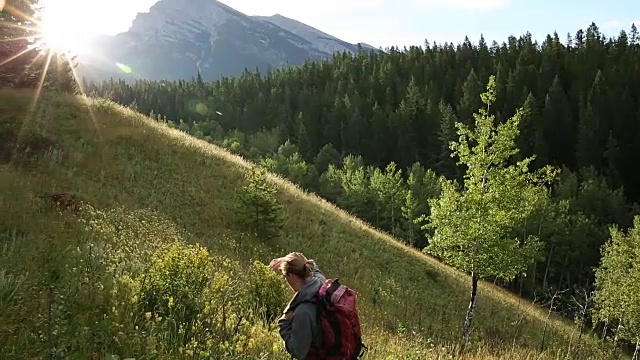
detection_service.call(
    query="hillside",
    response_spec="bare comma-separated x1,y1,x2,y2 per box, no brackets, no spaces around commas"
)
0,89,613,359
83,23,640,326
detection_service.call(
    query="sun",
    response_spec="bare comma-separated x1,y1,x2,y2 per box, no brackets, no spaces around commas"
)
36,0,95,55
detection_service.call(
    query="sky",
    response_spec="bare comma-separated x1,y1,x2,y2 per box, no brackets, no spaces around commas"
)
39,0,640,49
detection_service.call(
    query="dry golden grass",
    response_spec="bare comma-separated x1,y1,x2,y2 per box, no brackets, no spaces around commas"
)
0,89,619,359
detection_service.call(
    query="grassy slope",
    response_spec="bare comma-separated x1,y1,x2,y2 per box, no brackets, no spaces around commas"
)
0,89,613,359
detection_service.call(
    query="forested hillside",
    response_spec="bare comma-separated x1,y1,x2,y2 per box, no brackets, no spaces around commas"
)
83,22,640,332
3,89,620,359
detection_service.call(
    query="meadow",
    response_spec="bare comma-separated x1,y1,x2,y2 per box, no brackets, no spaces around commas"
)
0,89,619,359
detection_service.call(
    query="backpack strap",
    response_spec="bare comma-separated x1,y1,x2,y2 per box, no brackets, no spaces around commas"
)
317,279,347,356
322,278,342,303
316,295,343,356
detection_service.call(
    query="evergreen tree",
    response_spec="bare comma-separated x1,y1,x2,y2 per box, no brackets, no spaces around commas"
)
604,132,620,187
425,75,557,341
234,167,284,242
543,75,573,167
296,119,312,161
318,164,343,201
395,78,423,168
314,143,342,175
517,92,540,161
260,143,312,189
437,100,460,179
457,68,483,126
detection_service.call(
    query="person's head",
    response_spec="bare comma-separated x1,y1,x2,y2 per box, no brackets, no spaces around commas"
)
279,252,315,292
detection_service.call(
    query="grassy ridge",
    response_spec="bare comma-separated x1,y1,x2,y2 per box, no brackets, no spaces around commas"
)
0,89,614,359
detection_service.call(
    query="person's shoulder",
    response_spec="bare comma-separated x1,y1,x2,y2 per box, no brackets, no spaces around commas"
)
296,301,319,316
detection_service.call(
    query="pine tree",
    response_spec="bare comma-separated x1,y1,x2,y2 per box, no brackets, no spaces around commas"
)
575,99,600,170
318,164,343,201
517,92,540,161
604,132,620,187
259,142,312,189
631,23,638,45
457,68,483,126
543,75,573,166
425,75,557,342
314,143,342,175
394,78,423,168
437,100,460,179
296,115,312,161
234,167,284,242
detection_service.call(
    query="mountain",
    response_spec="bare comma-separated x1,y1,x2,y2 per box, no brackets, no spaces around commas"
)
76,0,376,82
254,14,379,55
0,88,608,359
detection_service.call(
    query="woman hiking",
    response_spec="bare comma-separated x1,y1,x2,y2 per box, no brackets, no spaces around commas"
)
269,252,327,359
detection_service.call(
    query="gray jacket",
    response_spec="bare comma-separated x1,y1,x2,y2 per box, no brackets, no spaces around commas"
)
278,263,327,359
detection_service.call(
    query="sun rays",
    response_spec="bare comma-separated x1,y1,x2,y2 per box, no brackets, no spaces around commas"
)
2,2,81,109
1,0,106,163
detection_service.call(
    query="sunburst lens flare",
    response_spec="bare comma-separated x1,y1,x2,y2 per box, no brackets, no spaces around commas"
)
194,102,208,115
36,0,96,56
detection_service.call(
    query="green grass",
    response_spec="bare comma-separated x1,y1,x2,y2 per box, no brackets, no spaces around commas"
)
0,89,618,359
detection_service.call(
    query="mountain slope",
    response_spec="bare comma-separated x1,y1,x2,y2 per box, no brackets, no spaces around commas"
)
76,0,373,82
0,89,611,359
255,14,379,54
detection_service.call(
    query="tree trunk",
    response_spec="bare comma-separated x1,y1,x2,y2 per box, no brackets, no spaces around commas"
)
531,261,537,296
578,308,585,339
463,273,479,342
542,243,554,289
613,323,622,345
558,253,569,289
254,204,259,237
577,260,583,287
408,221,414,247
541,290,558,351
518,272,524,297
391,196,395,237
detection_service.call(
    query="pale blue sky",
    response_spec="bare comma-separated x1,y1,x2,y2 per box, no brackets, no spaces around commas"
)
64,0,639,48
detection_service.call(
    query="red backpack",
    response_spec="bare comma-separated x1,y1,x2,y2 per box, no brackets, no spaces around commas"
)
305,279,367,360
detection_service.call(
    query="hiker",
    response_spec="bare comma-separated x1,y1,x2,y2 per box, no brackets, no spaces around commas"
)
269,252,366,360
269,252,326,359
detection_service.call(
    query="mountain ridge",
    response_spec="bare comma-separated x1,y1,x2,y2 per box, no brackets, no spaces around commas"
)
254,13,379,54
76,0,376,82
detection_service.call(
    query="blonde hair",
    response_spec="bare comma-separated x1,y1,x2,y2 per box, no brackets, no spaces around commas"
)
280,252,315,279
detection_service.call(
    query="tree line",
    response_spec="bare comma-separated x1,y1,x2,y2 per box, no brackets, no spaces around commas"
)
80,22,639,349
228,76,640,355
